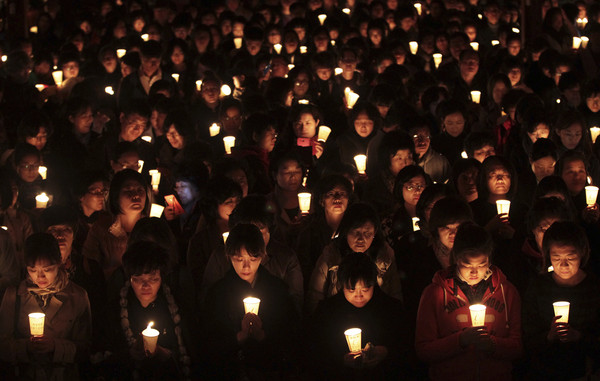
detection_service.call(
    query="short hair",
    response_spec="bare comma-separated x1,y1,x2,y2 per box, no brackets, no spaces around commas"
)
121,51,141,68
415,183,454,225
17,111,52,141
163,108,194,140
350,102,382,132
225,223,266,258
317,174,353,204
436,99,466,122
533,175,571,200
476,156,518,201
228,194,275,231
556,150,587,177
526,197,573,233
72,170,110,200
530,138,558,162
41,205,78,232
392,165,431,202
121,99,151,119
542,221,590,267
311,51,336,70
450,222,494,266
337,252,379,289
241,113,276,146
201,176,242,224
128,217,178,266
65,97,94,119
112,141,139,162
582,79,600,100
24,233,61,267
108,169,151,216
464,132,495,157
376,130,415,174
336,202,383,257
428,196,473,238
122,241,171,278
140,40,162,59
14,143,41,165
450,158,481,194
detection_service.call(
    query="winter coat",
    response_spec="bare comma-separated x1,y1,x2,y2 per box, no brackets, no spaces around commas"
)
415,266,522,381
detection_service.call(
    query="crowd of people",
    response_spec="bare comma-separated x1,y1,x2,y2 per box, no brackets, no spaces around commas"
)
1,0,600,379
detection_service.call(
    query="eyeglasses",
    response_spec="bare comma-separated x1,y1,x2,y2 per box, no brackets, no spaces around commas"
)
87,188,108,197
19,164,40,171
405,183,425,192
412,134,431,141
47,226,73,236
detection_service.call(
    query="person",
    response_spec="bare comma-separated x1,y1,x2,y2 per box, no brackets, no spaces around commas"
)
310,253,408,380
0,233,92,380
522,221,600,380
306,202,402,314
415,222,522,381
70,170,109,254
409,118,451,183
450,158,481,203
203,223,299,380
82,169,151,280
106,240,200,380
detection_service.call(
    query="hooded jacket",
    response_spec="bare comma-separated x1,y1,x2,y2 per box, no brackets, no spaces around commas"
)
415,266,522,381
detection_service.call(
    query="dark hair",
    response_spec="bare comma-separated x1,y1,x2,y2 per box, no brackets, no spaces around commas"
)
376,130,415,173
72,170,110,200
14,143,41,166
128,217,178,266
225,223,266,258
337,252,379,290
65,97,93,120
336,203,382,257
392,165,431,202
582,79,600,100
41,205,78,232
464,132,495,157
415,183,454,228
228,194,275,231
17,111,52,142
24,233,61,267
350,102,382,134
530,138,558,162
526,197,573,234
542,221,590,267
163,108,194,141
450,222,493,266
140,40,162,59
111,141,139,162
241,113,276,146
108,169,151,216
556,150,587,178
534,175,571,200
450,158,481,194
121,99,151,119
317,174,353,205
476,156,517,201
201,176,242,224
122,241,171,277
121,51,141,69
428,196,473,239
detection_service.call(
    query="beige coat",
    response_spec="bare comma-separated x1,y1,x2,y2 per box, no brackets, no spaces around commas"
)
0,280,92,380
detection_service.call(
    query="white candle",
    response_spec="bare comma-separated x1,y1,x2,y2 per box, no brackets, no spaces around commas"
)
35,193,49,209
412,217,420,231
273,43,282,54
471,90,481,104
298,99,310,105
491,40,500,46
116,49,127,58
38,166,47,180
137,160,144,173
344,328,362,353
553,301,570,323
195,80,203,91
209,123,220,137
149,169,161,187
28,313,45,337
150,203,164,218
105,86,114,95
222,232,229,243
461,151,468,159
334,67,343,75
573,37,582,49
220,84,231,97
141,33,149,41
288,64,295,71
585,186,598,206
35,84,45,92
414,2,422,16
590,127,600,143
142,322,160,354
470,42,479,51
298,192,312,214
317,126,331,142
331,40,336,46
223,136,236,154
512,27,520,34
29,26,38,34
243,297,260,314
1,55,6,62
354,154,367,174
345,89,360,109
234,37,243,49
171,73,179,82
141,136,152,143
300,46,308,54
496,200,511,216
433,53,442,69
409,41,419,55
581,36,589,48
52,70,63,87
469,304,486,326
342,8,351,15
0,226,7,230
318,14,327,25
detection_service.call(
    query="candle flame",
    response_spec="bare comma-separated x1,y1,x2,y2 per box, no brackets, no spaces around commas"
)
146,322,154,330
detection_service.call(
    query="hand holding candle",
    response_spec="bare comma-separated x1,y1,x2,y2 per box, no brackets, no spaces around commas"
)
223,136,236,154
142,322,160,354
496,200,511,216
298,192,311,214
585,186,599,206
317,126,331,142
553,301,570,323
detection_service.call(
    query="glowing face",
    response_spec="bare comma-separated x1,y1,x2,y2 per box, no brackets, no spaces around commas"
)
354,112,375,138
533,217,559,252
316,68,332,81
131,270,161,307
230,247,262,284
118,180,146,215
140,56,160,77
527,123,550,143
586,94,600,113
170,46,185,66
17,154,41,183
217,196,240,221
62,61,79,80
120,113,148,142
412,127,431,158
402,175,427,207
508,68,522,86
27,260,59,289
557,124,583,150
343,280,374,308
258,127,277,152
457,254,490,286
531,156,556,182
80,181,106,215
486,166,511,196
174,180,199,206
473,145,495,163
457,168,478,202
294,113,319,138
389,149,414,176
346,222,376,253
550,245,582,284
25,127,49,151
166,126,184,150
437,222,461,249
442,112,465,137
70,108,93,135
276,160,302,191
321,186,349,217
561,159,587,196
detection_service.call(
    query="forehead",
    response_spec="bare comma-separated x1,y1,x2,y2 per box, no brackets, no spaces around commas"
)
121,179,143,188
549,244,580,256
278,160,301,171
459,254,489,265
350,222,375,231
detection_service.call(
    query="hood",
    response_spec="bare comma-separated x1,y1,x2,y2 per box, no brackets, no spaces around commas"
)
432,265,507,303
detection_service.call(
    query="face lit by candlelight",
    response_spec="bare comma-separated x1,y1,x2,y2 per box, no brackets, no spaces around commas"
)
70,108,93,135
457,254,490,285
131,270,161,307
17,154,41,183
120,113,148,142
25,127,49,151
354,112,375,138
166,125,185,150
561,159,587,196
47,224,74,262
230,247,262,284
347,222,376,253
294,113,319,138
550,244,582,284
27,260,59,289
343,280,374,308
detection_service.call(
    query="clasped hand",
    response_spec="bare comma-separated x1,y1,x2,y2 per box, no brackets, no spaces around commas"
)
237,313,265,343
548,315,581,343
460,326,494,353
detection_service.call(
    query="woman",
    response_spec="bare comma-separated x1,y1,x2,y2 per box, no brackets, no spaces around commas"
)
109,240,199,380
450,158,481,203
158,109,195,193
522,221,600,380
295,175,353,287
82,169,151,280
204,223,298,380
415,222,522,381
310,253,408,380
306,203,402,314
163,38,194,99
13,143,45,212
0,233,92,380
515,138,558,207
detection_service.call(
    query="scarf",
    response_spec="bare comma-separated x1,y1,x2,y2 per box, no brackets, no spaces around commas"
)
26,266,69,310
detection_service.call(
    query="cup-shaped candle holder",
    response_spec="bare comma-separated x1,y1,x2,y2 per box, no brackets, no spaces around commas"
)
29,313,45,337
243,297,261,315
553,301,570,323
344,328,362,353
469,304,486,326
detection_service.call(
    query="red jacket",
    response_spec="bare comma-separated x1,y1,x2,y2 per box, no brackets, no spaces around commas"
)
415,266,522,381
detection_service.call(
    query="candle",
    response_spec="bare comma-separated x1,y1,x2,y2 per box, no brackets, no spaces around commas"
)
477,13,483,19
469,304,486,326
461,151,468,159
548,265,554,272
470,42,479,51
28,313,45,337
0,226,7,230
471,90,481,104
577,17,588,29
222,232,229,243
331,40,336,46
409,41,419,55
209,123,220,137
223,136,236,154
342,8,351,15
512,27,520,34
300,46,308,54
298,192,312,214
318,14,327,25
273,43,282,54
150,203,164,217
234,37,243,49
412,217,420,231
491,40,500,46
171,73,179,82
345,89,360,109
243,297,261,314
105,86,114,95
414,2,422,16
35,84,45,92
581,36,589,48
585,186,598,206
354,154,367,174
496,199,511,216
137,160,144,173
590,127,600,143
220,84,231,97
288,64,295,71
38,166,47,180
1,55,6,62
344,328,362,353
142,322,160,354
553,301,570,323
36,193,49,209
317,126,331,142
141,33,149,41
52,70,63,87
588,176,593,185
149,169,161,188
433,53,442,69
298,99,310,105
195,80,203,91
116,49,127,58
30,26,38,34
141,136,152,143
334,67,343,75
573,37,582,49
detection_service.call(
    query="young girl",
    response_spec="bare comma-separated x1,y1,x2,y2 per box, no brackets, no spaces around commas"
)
432,100,468,165
415,222,522,381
